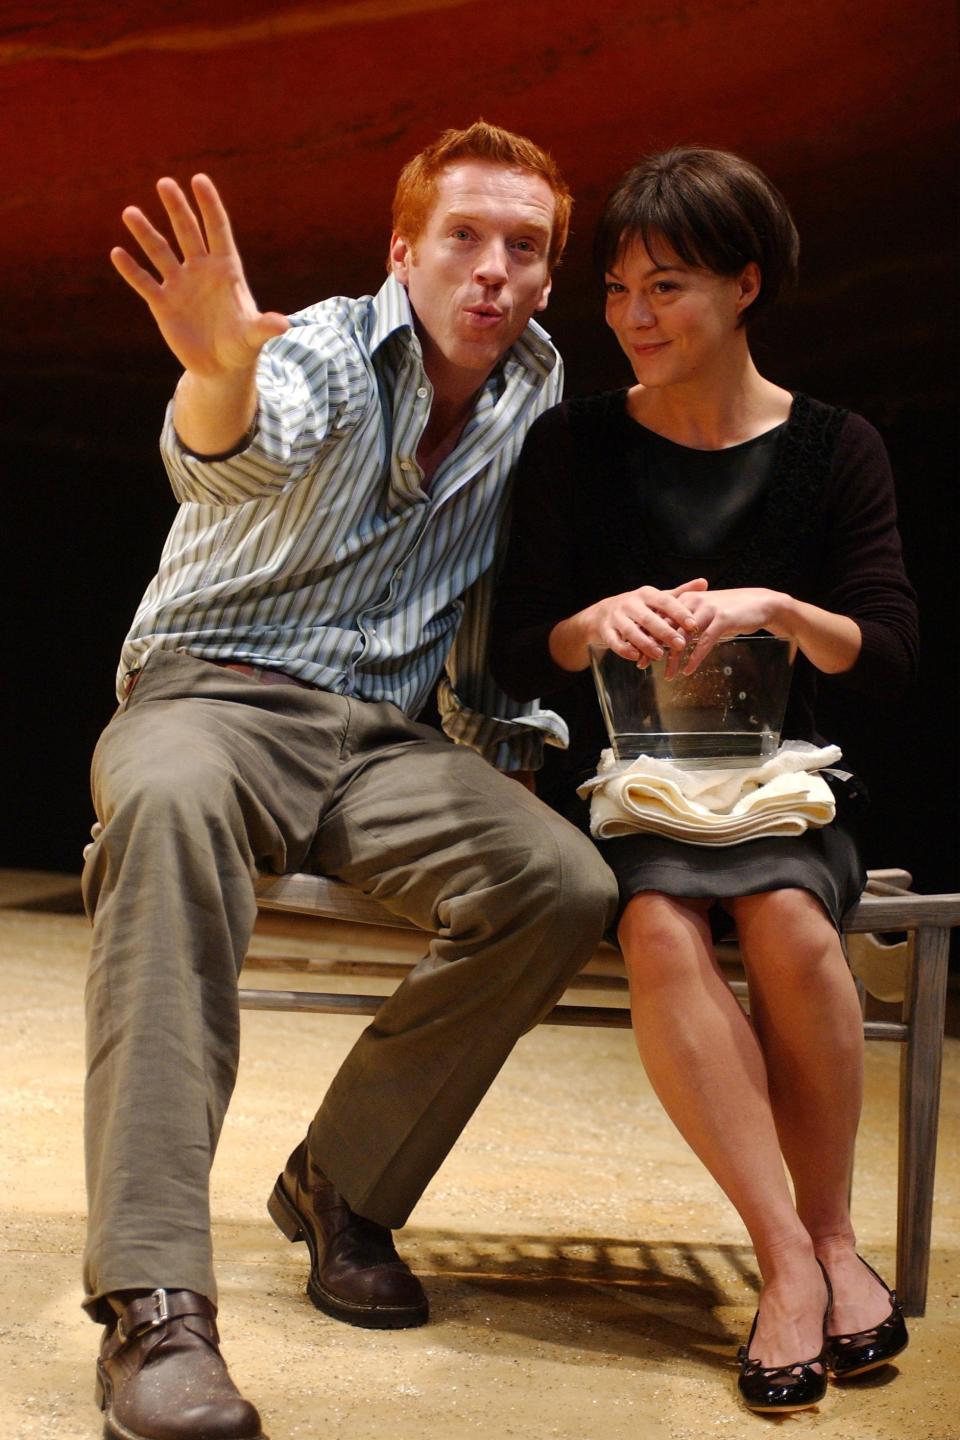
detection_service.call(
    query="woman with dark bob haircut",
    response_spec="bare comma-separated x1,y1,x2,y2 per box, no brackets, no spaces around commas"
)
492,148,918,1412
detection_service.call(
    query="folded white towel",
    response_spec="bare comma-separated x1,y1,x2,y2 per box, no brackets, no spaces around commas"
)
578,741,841,846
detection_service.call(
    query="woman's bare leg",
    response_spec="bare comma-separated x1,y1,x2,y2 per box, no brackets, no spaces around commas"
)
619,892,826,1365
729,889,892,1334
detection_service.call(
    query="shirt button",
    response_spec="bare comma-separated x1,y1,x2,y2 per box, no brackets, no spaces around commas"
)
416,386,428,399
400,459,413,471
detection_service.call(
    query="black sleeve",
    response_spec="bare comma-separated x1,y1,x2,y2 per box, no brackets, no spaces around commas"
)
490,404,590,702
814,412,919,698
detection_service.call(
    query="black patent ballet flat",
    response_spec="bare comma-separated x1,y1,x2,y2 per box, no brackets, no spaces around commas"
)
737,1317,828,1412
825,1254,908,1379
737,1265,831,1413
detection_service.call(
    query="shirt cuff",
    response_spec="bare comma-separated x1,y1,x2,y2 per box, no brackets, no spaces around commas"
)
436,677,569,771
170,401,260,462
160,402,292,504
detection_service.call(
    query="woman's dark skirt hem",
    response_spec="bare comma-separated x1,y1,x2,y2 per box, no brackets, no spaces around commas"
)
596,822,866,938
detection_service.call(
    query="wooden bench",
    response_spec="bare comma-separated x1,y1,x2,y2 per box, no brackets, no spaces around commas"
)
241,868,960,1317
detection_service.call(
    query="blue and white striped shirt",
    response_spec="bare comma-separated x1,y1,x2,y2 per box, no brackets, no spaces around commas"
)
119,275,567,769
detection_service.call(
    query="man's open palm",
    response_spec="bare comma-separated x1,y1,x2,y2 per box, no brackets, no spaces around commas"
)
110,173,288,377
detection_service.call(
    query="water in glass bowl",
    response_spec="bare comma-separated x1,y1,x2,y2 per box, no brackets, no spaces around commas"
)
589,636,795,766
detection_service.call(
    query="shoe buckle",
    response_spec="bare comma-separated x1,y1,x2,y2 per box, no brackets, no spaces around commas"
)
148,1289,170,1327
117,1288,170,1344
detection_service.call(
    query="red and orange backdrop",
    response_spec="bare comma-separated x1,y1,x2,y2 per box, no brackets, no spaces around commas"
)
4,1,957,884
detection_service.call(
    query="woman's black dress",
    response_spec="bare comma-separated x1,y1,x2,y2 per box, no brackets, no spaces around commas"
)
491,391,919,928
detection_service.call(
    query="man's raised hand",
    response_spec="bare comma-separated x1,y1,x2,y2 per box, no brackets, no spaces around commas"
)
111,174,288,377
111,175,289,453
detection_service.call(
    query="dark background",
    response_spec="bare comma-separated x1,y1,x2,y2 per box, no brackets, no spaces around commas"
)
3,0,957,894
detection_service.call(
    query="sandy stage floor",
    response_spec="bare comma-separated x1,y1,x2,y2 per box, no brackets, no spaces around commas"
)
1,884,957,1440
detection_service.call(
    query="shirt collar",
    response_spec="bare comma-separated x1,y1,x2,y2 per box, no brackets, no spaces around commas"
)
367,273,558,379
368,273,416,354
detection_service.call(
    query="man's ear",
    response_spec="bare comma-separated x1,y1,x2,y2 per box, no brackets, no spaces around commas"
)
535,274,553,313
390,232,412,284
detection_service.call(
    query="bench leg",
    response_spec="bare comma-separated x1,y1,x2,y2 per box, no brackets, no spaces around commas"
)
896,925,949,1316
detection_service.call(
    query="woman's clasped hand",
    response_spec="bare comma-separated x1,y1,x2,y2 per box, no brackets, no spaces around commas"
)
577,580,798,677
568,577,707,673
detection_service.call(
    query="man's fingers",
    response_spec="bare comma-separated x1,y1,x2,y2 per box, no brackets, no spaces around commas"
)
156,176,208,260
121,204,181,279
110,244,162,303
191,173,238,258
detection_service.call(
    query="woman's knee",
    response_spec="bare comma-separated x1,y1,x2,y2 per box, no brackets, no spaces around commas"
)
732,889,845,983
618,893,713,986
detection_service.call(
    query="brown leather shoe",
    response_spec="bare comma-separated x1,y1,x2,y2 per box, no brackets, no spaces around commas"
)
96,1289,265,1439
268,1140,428,1328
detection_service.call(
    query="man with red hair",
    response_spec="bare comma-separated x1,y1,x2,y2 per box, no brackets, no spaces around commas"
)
85,122,615,1439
